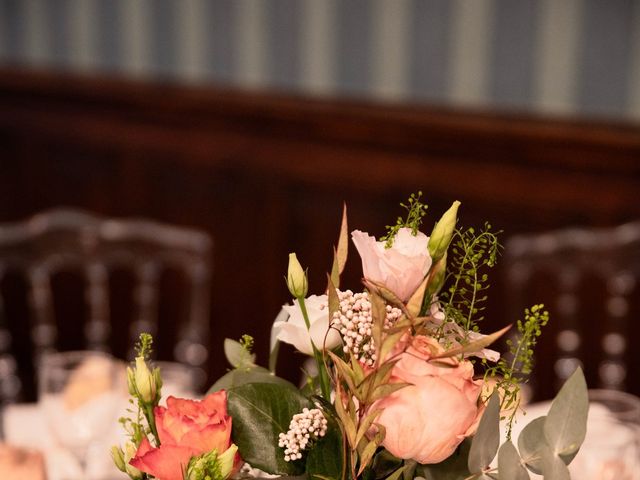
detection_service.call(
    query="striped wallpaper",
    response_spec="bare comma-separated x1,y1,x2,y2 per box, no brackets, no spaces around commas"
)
0,0,639,121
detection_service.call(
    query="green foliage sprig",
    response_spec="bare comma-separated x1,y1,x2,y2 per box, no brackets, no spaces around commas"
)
441,223,501,335
484,304,550,439
135,332,154,359
379,191,428,248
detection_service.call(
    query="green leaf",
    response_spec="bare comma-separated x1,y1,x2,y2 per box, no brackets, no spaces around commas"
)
497,441,529,480
327,274,341,317
418,438,472,480
544,367,588,457
355,408,383,447
331,203,349,287
208,366,295,392
432,325,511,359
369,382,411,404
517,416,550,475
406,275,429,317
227,383,312,475
541,454,570,480
468,392,500,473
223,338,256,369
306,414,345,480
358,439,380,476
386,461,416,480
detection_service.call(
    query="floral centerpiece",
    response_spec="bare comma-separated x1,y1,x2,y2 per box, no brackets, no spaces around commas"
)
112,194,588,480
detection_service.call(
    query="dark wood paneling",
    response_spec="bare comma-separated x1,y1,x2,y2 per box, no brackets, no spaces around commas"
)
0,68,639,400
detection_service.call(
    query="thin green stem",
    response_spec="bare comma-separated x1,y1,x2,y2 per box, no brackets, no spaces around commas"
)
297,296,332,400
144,403,160,446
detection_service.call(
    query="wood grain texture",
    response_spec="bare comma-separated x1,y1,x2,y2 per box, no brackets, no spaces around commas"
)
0,68,638,400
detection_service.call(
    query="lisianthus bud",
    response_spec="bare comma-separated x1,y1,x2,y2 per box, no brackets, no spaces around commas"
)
111,446,126,472
186,444,239,480
286,253,308,298
428,201,460,261
124,441,143,480
134,356,157,404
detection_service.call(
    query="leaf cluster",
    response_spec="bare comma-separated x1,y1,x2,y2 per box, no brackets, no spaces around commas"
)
379,191,428,248
441,223,501,335
484,304,550,438
422,369,587,480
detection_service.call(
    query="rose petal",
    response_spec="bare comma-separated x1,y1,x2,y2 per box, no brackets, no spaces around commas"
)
130,444,198,480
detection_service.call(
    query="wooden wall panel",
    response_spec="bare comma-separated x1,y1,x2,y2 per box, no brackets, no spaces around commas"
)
0,69,638,400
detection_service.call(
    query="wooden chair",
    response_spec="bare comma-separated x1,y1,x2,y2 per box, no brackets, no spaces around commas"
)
0,208,212,402
504,221,640,399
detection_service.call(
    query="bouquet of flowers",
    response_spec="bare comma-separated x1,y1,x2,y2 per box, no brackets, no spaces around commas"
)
112,194,588,480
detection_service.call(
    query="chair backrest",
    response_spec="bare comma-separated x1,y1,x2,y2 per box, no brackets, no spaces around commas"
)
0,208,212,402
504,222,640,400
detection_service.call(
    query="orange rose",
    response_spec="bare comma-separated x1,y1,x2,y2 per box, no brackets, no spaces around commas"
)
373,336,483,464
130,391,240,480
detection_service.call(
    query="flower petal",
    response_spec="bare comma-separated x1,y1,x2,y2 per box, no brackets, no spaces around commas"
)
130,444,198,480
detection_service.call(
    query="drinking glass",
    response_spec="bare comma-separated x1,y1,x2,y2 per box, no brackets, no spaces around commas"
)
39,351,121,479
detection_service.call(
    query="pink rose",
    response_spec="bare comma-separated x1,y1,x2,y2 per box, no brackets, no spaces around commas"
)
351,228,432,301
373,336,483,464
130,391,240,480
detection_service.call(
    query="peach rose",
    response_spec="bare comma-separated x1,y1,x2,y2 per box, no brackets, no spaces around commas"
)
130,391,240,480
352,228,432,301
373,336,483,464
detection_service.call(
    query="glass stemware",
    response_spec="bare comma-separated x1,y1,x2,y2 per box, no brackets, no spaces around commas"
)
38,351,121,479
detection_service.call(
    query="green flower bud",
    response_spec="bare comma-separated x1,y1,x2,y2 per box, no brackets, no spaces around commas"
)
428,200,460,262
286,253,308,298
110,446,126,472
124,441,143,480
126,367,136,396
217,444,238,479
134,356,156,404
186,444,238,480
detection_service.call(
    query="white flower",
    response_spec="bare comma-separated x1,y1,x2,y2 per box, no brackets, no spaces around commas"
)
352,227,432,301
273,295,341,356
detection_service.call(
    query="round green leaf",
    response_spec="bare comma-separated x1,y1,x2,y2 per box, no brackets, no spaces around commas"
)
544,367,588,457
305,415,344,480
497,440,529,480
209,366,295,392
468,391,500,473
227,383,312,475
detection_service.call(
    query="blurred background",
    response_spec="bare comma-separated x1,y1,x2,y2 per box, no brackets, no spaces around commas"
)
0,0,639,408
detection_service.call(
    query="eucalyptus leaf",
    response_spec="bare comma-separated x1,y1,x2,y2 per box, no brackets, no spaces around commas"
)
209,366,296,393
541,454,570,480
497,441,529,480
517,416,550,475
544,367,588,458
306,414,345,480
227,383,312,475
224,338,257,369
468,391,500,473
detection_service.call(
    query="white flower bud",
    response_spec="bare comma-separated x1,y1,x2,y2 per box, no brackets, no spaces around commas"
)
134,356,157,404
286,253,308,298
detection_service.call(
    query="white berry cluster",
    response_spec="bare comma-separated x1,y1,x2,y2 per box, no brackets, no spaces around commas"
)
331,290,403,366
278,408,328,462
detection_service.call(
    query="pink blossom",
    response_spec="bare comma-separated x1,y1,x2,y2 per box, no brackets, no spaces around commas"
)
373,336,483,464
351,228,431,301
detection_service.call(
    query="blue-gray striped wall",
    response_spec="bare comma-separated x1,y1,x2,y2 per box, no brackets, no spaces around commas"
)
0,0,639,121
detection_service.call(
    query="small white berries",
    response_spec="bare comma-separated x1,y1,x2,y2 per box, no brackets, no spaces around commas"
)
278,408,328,462
331,290,402,366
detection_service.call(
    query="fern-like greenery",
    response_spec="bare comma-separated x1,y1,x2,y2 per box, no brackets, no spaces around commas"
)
441,223,501,335
484,304,550,439
379,191,428,248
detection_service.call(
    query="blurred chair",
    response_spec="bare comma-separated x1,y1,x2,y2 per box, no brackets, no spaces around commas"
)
0,208,212,403
504,221,640,400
